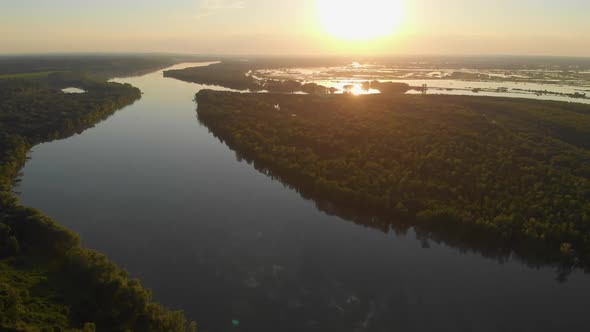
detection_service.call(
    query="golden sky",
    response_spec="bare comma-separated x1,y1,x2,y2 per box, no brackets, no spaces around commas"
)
2,0,589,56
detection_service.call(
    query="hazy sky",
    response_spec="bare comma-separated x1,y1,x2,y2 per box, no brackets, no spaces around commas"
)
1,0,589,56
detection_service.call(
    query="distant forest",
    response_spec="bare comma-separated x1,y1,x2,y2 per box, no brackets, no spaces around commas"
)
0,66,194,331
0,54,217,80
196,90,590,275
164,58,349,92
165,61,414,95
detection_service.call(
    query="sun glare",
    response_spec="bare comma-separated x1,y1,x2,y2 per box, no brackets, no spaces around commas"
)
317,0,404,41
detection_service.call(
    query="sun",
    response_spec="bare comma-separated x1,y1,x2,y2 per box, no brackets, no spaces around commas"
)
317,0,404,41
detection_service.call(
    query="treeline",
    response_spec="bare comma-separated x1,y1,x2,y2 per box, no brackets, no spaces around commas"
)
164,61,421,96
164,59,348,93
0,76,140,142
165,61,259,90
0,54,217,80
0,77,193,331
195,90,590,273
163,61,319,93
361,81,412,94
163,62,337,94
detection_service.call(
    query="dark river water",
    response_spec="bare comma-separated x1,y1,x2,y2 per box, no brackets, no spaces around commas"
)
18,63,590,332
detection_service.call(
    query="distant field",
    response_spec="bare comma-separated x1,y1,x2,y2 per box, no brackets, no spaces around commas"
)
0,71,56,79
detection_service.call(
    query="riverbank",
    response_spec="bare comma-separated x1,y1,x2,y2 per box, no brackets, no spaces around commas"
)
195,90,590,273
0,75,190,331
17,61,590,332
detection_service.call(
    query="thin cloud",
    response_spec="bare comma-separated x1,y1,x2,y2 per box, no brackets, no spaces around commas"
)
196,0,246,18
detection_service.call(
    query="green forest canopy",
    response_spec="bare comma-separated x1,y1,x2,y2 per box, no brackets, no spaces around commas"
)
0,74,193,331
196,90,590,271
0,54,217,80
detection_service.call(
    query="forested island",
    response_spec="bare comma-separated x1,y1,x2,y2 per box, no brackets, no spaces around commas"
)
164,61,425,95
164,58,348,93
196,90,590,273
0,63,194,330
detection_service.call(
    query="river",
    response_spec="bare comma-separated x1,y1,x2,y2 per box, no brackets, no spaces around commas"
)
18,63,590,332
